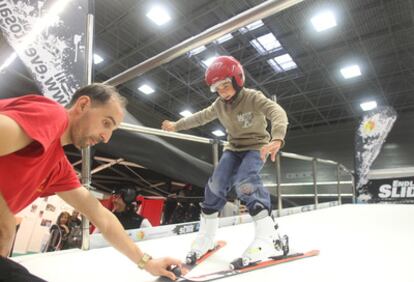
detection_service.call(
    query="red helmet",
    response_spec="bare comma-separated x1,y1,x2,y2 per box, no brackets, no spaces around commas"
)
205,56,245,92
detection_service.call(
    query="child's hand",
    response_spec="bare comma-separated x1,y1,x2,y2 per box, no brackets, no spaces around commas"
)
161,120,177,132
260,140,282,162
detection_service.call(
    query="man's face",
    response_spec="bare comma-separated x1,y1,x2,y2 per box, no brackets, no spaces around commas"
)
216,81,236,101
71,96,124,149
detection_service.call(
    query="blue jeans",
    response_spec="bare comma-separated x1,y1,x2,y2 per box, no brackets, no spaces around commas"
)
202,150,271,215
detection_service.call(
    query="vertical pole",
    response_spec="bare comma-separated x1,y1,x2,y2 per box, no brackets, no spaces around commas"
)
276,153,282,215
271,95,282,214
312,158,318,209
212,141,219,167
337,164,342,205
81,0,94,251
351,173,357,203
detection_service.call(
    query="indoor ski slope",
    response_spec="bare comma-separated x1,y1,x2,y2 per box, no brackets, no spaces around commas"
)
13,204,414,282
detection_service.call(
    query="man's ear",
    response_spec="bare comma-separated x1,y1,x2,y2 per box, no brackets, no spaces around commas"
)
76,96,91,112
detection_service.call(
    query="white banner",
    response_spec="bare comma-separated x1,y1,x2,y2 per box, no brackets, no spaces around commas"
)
354,107,397,201
0,0,88,105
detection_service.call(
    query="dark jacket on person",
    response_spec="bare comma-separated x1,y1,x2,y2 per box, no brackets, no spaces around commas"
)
113,210,146,230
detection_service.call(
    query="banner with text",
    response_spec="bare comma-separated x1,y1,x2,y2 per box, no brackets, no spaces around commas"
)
355,107,397,202
0,0,88,105
361,176,414,204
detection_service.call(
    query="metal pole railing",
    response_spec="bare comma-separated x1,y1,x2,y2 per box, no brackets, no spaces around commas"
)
312,158,318,208
266,181,352,187
120,122,213,144
119,122,356,210
280,152,313,162
351,173,356,203
81,1,94,251
275,153,283,213
279,194,353,198
116,123,355,212
104,0,305,87
337,164,342,204
316,158,338,165
212,141,219,167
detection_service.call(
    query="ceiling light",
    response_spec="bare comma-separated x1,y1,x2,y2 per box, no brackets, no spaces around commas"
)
268,54,297,73
311,10,337,32
274,54,297,70
93,54,103,64
360,101,377,111
189,45,206,56
267,59,282,73
250,33,282,55
212,129,225,137
340,65,361,79
138,84,155,95
239,20,264,33
179,110,193,117
202,56,217,68
215,33,233,44
146,5,171,26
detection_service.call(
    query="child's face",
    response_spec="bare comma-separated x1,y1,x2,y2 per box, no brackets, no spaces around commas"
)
216,82,236,101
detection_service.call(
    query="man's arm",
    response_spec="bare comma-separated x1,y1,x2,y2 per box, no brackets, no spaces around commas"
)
0,114,33,156
0,113,39,256
58,187,143,261
57,187,181,280
0,192,16,256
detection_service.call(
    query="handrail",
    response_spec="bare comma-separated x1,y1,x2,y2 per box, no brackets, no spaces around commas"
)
282,194,353,198
265,181,353,187
120,122,213,144
280,152,313,162
104,0,305,86
117,122,355,208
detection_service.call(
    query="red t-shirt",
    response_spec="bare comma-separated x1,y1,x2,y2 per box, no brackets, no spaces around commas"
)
0,95,81,213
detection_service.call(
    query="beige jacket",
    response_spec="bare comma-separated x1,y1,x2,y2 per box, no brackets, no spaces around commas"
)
175,88,288,151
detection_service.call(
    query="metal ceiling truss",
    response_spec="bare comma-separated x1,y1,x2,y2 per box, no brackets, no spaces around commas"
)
92,0,414,136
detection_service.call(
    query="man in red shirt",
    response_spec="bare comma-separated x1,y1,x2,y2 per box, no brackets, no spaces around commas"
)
0,83,181,280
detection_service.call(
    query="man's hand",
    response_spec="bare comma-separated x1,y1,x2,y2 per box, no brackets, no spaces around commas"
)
161,120,177,132
145,257,186,280
58,188,186,280
260,140,283,162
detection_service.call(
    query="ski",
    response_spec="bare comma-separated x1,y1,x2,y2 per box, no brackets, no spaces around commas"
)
179,249,319,282
187,240,227,267
167,241,227,279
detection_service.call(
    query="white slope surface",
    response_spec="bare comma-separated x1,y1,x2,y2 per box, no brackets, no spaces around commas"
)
13,204,414,282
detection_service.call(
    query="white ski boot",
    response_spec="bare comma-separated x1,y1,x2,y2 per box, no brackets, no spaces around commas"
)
186,212,219,265
230,211,289,269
